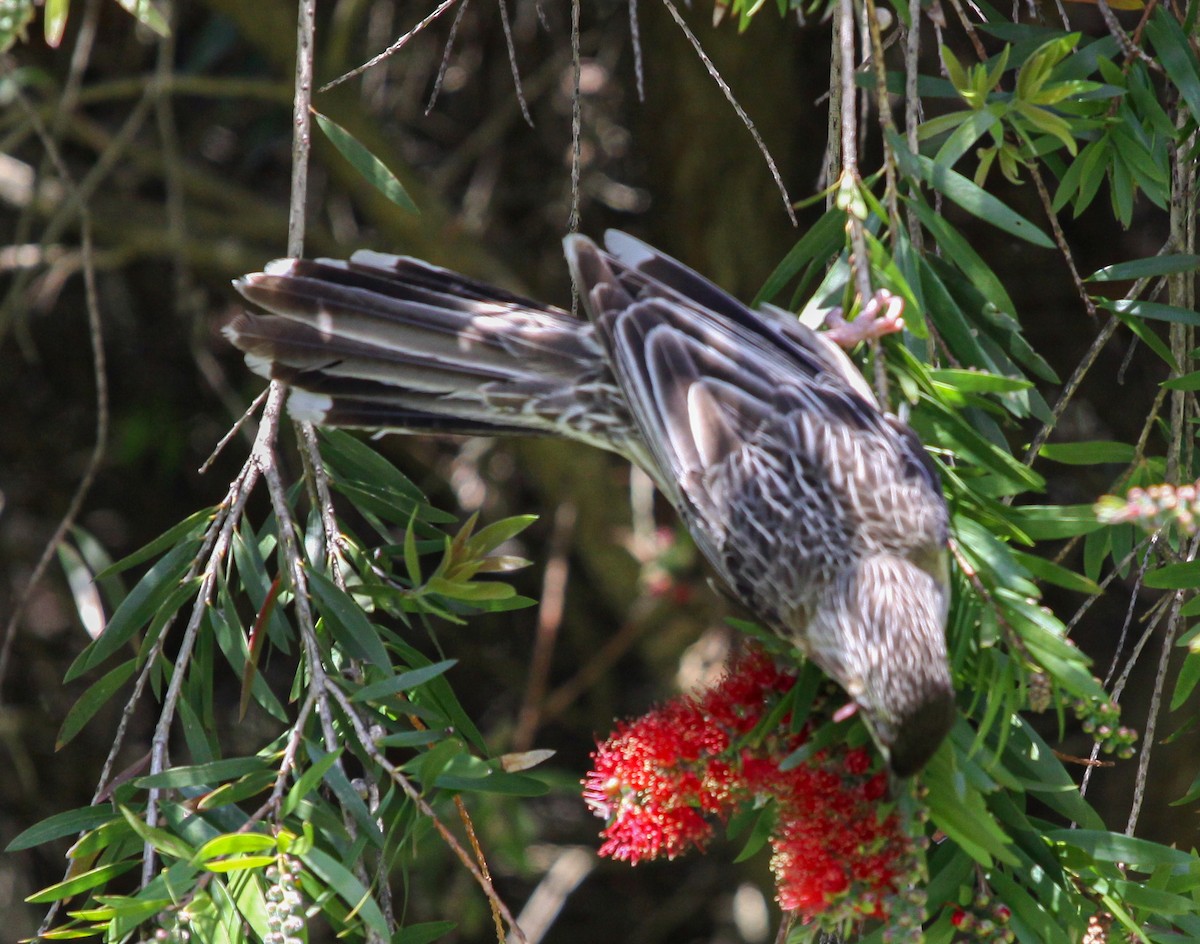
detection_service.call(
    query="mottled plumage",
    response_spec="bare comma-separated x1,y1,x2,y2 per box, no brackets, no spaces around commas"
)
226,231,954,776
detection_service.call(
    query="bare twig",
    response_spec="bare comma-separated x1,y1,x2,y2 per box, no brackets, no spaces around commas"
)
0,68,108,701
629,0,645,102
426,0,471,113
568,0,582,232
514,503,577,753
497,0,535,126
320,0,465,93
659,0,797,226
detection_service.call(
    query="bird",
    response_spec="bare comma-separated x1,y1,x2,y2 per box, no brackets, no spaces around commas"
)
225,230,954,777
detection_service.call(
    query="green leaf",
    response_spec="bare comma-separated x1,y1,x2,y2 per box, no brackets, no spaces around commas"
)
114,0,169,35
1111,306,1178,369
433,769,550,796
928,368,1033,393
5,805,118,852
26,862,139,903
43,0,68,47
465,514,538,557
1048,828,1196,869
94,508,213,580
120,805,195,861
1146,9,1200,127
924,740,1018,867
1011,550,1102,595
308,568,392,669
753,208,845,307
1161,369,1200,391
730,803,777,864
1038,441,1137,465
893,134,1054,247
1144,561,1200,590
351,660,458,703
314,111,417,213
395,921,458,944
57,658,137,749
424,575,516,602
193,832,278,863
136,756,272,789
301,847,391,937
1100,297,1200,327
1010,504,1106,539
66,541,202,682
283,747,344,816
1172,647,1200,710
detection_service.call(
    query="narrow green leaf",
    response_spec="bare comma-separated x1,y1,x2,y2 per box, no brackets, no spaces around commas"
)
94,508,212,580
1172,648,1200,710
26,862,138,903
119,806,195,861
731,804,777,864
1146,9,1200,126
66,540,202,681
301,847,391,937
1038,440,1136,465
1143,561,1200,590
136,756,272,789
308,568,392,669
752,208,846,307
395,920,458,944
425,576,516,602
314,111,417,212
928,368,1032,393
433,770,550,796
1048,828,1195,869
1161,369,1200,391
6,806,118,852
351,660,458,703
893,134,1054,247
1100,297,1200,326
403,513,422,586
43,0,69,47
1111,306,1178,369
465,514,538,557
57,659,137,749
193,833,277,864
1011,551,1103,595
1010,504,1106,539
283,747,344,816
114,0,170,35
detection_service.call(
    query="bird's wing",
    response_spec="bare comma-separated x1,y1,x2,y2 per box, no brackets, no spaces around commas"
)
565,233,900,505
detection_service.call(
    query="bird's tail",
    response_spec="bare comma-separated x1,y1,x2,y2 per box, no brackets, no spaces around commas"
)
225,250,627,451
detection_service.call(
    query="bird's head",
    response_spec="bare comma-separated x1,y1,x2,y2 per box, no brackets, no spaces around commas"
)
807,551,954,778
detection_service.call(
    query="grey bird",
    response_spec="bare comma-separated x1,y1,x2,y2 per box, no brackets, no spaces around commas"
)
225,231,954,777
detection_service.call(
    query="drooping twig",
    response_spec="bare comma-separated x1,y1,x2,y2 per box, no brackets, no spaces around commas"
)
659,0,797,226
320,0,465,93
0,66,108,701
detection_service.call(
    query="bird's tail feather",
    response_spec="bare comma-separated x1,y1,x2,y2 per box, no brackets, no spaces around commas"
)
226,252,620,445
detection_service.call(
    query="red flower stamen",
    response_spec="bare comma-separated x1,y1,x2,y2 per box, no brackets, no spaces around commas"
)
583,646,922,933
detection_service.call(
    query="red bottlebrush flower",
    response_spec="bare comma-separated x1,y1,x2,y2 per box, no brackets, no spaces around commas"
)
583,645,922,932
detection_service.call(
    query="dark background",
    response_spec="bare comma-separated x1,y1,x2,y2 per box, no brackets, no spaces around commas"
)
0,1,1195,940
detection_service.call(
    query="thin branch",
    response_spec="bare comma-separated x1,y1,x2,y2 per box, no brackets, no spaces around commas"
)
323,683,531,944
0,67,109,701
1125,534,1196,835
659,0,797,226
426,0,471,114
497,0,534,127
513,503,576,753
629,0,645,102
320,0,465,93
568,0,582,232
